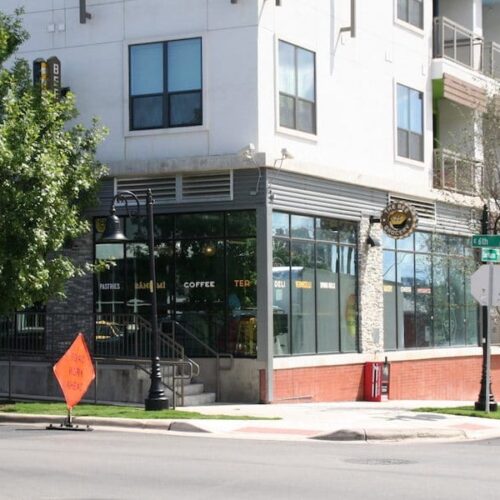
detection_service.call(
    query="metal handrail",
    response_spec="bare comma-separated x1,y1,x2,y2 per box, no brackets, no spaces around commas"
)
134,360,193,409
484,41,500,79
160,319,234,401
433,16,484,71
433,148,483,195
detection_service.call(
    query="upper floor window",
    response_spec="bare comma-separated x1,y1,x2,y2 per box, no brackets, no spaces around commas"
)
397,83,423,162
397,0,423,29
129,38,202,131
278,41,316,134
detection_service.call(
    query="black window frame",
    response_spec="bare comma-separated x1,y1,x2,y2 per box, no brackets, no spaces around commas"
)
278,40,317,135
129,37,203,131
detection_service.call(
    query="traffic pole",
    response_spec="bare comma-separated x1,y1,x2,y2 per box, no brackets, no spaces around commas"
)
475,205,498,411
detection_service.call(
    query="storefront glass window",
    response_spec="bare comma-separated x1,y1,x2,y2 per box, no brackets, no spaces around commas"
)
94,210,256,357
175,239,225,354
291,240,316,354
272,212,289,237
273,239,291,355
226,211,257,237
316,218,338,242
226,239,257,356
383,231,478,349
126,243,151,314
339,245,358,351
415,253,432,347
316,242,339,352
383,251,397,350
175,212,224,238
291,214,314,239
272,212,358,355
95,244,125,313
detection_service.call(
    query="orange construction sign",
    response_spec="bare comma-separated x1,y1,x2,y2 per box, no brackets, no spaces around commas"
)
53,333,96,410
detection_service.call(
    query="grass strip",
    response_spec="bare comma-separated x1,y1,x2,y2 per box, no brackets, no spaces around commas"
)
0,402,279,420
414,406,500,420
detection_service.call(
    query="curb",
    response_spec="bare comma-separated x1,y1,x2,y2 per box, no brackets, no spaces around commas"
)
0,413,210,433
0,414,491,441
311,427,468,442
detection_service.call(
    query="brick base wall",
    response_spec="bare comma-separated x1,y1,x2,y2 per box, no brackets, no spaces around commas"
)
261,355,500,403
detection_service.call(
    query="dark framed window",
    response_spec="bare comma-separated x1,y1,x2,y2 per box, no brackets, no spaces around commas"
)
279,41,316,134
272,212,358,356
129,38,202,131
397,0,423,29
397,83,423,161
383,231,478,350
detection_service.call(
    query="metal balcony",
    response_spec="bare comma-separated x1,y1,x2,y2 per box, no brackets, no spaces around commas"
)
433,17,484,71
433,149,483,195
484,41,500,79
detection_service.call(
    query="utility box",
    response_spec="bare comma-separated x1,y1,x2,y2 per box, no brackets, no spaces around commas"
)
364,361,390,402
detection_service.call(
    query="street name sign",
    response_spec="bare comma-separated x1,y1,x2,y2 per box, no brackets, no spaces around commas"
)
481,248,500,262
471,265,500,306
472,235,500,247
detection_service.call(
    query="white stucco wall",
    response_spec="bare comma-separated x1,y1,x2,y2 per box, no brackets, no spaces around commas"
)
4,0,495,200
6,0,260,165
257,0,434,199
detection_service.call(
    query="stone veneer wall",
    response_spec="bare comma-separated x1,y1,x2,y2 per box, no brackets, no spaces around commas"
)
46,231,94,316
357,216,384,354
45,231,95,352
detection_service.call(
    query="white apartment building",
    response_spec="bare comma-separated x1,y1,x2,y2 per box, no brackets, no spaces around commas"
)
4,0,500,404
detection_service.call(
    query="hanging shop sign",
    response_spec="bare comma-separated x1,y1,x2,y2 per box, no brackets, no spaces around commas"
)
380,201,418,239
33,56,62,97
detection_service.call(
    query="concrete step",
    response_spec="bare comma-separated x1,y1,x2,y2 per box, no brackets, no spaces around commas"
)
181,382,205,396
182,391,216,406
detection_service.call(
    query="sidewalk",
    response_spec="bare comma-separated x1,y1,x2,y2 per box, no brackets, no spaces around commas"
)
2,400,500,442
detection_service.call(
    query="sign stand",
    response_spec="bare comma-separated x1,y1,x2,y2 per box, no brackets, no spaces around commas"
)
46,409,93,432
46,333,96,431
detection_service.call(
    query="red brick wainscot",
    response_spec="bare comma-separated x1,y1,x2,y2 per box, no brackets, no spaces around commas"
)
259,355,500,403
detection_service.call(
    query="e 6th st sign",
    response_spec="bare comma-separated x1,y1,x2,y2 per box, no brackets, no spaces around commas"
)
472,235,500,263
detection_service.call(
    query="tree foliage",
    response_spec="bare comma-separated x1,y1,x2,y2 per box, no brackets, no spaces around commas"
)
480,92,500,212
0,10,107,313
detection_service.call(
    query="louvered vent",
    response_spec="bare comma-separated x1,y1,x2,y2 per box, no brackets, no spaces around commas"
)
116,177,176,204
182,172,232,201
389,195,436,223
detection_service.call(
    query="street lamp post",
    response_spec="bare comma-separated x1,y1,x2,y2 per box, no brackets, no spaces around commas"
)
474,204,497,411
102,189,169,411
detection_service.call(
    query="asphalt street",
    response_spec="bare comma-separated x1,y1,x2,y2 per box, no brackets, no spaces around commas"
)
1,424,500,500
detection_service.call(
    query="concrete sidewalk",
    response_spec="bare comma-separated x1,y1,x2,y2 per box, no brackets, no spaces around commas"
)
2,400,500,442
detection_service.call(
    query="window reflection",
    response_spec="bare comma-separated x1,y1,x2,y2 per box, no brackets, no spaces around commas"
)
272,212,358,355
383,231,478,350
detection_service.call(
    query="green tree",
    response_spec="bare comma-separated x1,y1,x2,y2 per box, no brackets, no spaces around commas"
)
0,10,107,313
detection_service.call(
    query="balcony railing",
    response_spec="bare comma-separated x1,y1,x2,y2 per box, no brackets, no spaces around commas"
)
433,149,483,195
484,41,500,79
433,17,483,71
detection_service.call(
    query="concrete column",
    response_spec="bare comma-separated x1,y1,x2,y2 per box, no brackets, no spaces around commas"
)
256,201,273,402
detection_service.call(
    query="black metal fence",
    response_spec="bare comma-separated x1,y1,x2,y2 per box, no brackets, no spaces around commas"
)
0,312,177,361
